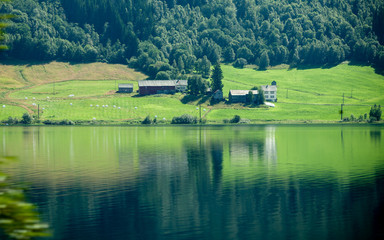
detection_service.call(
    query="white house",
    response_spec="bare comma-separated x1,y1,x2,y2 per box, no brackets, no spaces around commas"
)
261,83,277,102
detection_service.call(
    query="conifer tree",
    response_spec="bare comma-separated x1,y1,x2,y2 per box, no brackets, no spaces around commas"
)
211,63,224,92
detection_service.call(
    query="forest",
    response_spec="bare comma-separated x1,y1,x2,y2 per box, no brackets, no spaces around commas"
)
0,0,384,79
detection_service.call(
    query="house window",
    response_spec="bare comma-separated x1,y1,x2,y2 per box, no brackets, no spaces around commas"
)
270,91,274,94
271,95,274,99
264,91,269,94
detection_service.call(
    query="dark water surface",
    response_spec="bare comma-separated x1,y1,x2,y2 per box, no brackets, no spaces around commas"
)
1,125,384,240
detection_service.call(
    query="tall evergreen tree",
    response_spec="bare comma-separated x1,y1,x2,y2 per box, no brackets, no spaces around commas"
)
211,63,224,92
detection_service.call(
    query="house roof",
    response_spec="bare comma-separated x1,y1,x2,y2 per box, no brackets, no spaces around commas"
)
229,90,259,96
138,80,187,87
261,85,277,91
118,84,133,88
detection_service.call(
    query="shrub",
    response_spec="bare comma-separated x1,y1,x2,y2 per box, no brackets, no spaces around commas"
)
358,115,364,122
142,115,152,124
43,120,54,125
3,116,19,125
21,113,32,124
233,58,247,68
230,115,241,123
369,104,382,121
171,114,197,124
59,119,75,125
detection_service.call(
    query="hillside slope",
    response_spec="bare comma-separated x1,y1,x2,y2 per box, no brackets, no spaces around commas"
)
1,62,383,123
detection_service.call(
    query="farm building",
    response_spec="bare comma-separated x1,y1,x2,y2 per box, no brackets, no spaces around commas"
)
229,90,259,103
212,90,223,101
261,84,277,102
118,84,133,93
138,80,188,95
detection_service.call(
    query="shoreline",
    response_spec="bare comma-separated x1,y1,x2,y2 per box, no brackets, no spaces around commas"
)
1,120,383,127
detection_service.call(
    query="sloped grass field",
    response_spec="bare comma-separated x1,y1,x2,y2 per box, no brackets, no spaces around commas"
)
25,95,200,121
9,80,138,99
209,63,384,122
0,104,27,119
1,61,383,123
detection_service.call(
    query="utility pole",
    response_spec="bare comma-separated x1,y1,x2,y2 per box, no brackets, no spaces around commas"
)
38,104,40,120
53,81,55,95
286,89,288,99
340,93,344,121
199,104,202,123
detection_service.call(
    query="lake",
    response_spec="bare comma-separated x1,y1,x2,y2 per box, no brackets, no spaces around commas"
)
1,125,383,240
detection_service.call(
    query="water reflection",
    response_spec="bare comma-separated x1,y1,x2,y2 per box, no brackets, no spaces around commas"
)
0,126,383,240
370,130,381,143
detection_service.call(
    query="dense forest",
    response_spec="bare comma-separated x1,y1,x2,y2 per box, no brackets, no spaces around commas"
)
1,0,384,79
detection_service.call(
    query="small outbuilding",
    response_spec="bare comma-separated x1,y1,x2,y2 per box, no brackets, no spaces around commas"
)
118,84,134,93
212,90,223,101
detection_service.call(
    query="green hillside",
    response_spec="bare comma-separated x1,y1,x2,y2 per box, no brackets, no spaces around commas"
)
210,63,384,122
0,61,383,124
1,0,383,80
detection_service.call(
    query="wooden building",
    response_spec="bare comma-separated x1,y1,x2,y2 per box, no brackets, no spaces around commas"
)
229,90,259,103
212,90,223,101
138,80,187,95
118,84,134,93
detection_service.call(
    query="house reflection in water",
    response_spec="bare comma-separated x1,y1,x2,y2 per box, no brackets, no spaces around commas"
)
229,126,277,166
264,126,277,165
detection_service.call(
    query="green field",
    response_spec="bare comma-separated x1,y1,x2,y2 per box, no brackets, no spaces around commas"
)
211,63,384,121
0,61,383,123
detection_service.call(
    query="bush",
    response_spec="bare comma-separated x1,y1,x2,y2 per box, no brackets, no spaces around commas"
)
43,120,54,125
358,115,364,122
171,114,197,124
230,115,241,123
21,113,32,124
369,104,382,121
233,58,247,68
142,115,152,124
59,119,75,125
3,116,19,125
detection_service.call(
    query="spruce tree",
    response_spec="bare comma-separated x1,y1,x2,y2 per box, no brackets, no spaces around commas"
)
211,63,224,92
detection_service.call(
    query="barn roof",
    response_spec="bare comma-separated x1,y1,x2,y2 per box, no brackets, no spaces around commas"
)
229,90,259,96
138,80,187,87
118,84,133,88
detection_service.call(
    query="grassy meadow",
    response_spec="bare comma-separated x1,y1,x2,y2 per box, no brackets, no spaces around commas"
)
211,63,384,122
0,61,383,124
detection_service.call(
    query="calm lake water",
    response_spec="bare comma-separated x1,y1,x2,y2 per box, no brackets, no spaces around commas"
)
1,125,384,240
